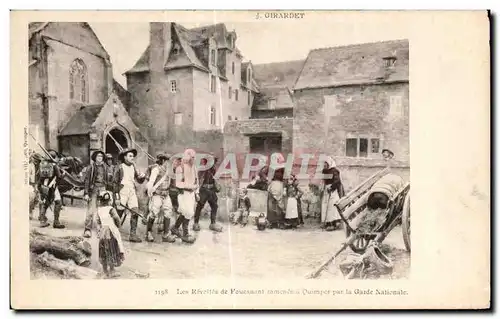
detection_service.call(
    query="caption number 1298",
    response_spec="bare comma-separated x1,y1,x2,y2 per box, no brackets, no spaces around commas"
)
155,289,169,296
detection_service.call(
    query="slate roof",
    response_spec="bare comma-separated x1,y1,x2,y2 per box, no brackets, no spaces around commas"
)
294,39,409,90
59,105,104,136
250,60,304,110
113,79,131,110
125,22,246,86
29,22,109,60
253,60,305,88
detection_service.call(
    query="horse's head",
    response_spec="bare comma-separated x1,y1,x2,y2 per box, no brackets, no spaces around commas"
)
59,156,85,176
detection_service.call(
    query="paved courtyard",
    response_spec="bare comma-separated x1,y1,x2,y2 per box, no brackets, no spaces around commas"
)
30,205,410,280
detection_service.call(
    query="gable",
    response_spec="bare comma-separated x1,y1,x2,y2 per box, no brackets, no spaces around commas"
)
38,22,109,59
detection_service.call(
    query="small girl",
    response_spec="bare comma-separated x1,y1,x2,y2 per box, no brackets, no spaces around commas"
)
96,191,125,278
231,188,251,227
284,175,303,229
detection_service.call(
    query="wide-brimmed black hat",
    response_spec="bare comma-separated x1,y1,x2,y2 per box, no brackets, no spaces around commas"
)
118,148,138,161
155,153,169,163
381,149,394,156
91,150,106,162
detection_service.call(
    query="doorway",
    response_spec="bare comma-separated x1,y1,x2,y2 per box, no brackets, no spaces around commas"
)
249,133,282,156
105,128,128,164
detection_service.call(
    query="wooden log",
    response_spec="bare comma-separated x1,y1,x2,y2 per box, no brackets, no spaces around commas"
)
30,232,91,267
35,252,98,280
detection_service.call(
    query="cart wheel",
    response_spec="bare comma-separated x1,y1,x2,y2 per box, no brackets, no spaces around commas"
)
345,227,372,254
402,193,411,252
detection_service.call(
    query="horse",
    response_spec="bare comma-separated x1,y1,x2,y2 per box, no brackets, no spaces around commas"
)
29,150,86,201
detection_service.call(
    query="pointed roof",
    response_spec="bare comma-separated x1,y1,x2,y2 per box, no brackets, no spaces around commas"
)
59,105,104,136
29,22,110,60
125,45,150,74
294,39,409,90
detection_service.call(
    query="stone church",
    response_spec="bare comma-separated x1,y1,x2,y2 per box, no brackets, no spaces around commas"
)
28,22,149,168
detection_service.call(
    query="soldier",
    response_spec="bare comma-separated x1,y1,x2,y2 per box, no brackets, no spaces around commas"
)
37,149,67,229
105,153,114,167
82,150,115,238
169,156,182,214
104,153,116,192
113,148,146,243
193,156,223,233
145,153,176,243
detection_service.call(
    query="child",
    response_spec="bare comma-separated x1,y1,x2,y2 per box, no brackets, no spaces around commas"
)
284,175,303,229
96,191,125,278
307,184,322,220
231,188,251,226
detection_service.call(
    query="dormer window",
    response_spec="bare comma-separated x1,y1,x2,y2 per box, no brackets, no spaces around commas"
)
383,56,397,68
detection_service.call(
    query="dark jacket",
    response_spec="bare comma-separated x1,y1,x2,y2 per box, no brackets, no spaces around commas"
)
84,163,114,196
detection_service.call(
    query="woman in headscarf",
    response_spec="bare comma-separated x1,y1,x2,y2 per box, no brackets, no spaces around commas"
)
321,156,345,231
168,149,198,244
266,153,286,229
284,174,303,229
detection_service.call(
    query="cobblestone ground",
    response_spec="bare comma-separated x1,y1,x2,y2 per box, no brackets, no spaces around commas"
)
30,206,410,280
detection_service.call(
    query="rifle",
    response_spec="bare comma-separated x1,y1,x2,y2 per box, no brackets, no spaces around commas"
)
119,203,146,226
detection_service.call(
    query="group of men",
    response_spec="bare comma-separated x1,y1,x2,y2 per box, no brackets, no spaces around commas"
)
39,149,222,243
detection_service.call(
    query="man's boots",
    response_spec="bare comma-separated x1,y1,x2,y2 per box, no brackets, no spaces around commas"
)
162,217,176,243
209,207,223,232
52,201,65,229
145,216,155,242
38,203,50,228
129,212,142,243
170,215,184,238
181,218,196,244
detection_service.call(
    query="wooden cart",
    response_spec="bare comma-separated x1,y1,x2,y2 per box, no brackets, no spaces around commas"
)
335,168,411,254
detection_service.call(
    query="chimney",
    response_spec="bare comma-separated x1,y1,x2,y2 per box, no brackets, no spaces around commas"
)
149,22,172,73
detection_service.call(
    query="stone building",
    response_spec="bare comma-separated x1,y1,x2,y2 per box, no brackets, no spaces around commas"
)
223,60,304,175
28,22,148,167
125,22,259,160
224,39,410,187
293,39,410,188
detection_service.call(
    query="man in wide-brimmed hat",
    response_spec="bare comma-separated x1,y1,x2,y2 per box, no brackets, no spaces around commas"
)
82,150,115,238
36,149,67,229
113,148,146,242
382,149,394,160
144,152,177,242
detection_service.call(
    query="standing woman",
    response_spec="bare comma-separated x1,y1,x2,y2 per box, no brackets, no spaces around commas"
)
321,157,345,231
266,154,286,229
169,149,198,244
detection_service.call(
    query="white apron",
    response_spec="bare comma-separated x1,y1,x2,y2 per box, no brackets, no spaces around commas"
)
321,188,340,223
97,206,125,255
178,191,196,219
285,197,299,219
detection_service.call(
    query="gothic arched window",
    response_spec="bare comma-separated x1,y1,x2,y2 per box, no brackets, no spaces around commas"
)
69,59,88,103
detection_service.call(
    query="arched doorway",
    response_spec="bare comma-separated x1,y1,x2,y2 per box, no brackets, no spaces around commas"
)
105,128,129,164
